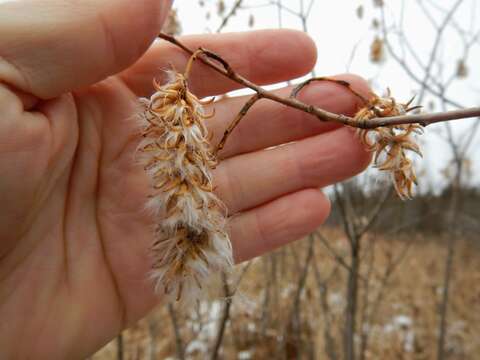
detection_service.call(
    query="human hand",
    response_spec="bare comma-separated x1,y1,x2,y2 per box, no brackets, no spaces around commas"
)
0,0,370,358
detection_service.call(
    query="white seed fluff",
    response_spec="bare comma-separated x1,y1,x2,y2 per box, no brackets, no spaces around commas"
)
138,71,233,302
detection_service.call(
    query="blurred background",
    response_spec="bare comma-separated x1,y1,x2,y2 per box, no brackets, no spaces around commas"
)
92,1,480,359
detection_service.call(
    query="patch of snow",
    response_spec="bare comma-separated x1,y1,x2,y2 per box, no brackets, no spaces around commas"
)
186,339,208,355
238,350,252,359
393,315,412,328
328,292,345,308
404,330,415,352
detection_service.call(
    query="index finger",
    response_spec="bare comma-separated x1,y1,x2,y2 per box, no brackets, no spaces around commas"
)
119,29,318,98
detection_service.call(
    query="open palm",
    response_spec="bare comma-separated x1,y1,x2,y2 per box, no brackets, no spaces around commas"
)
0,1,370,358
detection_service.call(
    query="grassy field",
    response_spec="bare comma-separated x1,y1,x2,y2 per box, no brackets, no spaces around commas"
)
92,227,480,359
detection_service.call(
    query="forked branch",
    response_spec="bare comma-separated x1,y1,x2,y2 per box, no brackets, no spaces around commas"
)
158,32,480,135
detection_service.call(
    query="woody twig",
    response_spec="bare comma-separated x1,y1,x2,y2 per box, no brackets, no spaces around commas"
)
158,32,480,138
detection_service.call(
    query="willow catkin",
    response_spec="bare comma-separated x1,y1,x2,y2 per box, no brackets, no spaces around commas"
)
355,92,423,199
137,69,233,303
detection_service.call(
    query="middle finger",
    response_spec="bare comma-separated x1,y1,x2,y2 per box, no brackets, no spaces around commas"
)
214,126,371,214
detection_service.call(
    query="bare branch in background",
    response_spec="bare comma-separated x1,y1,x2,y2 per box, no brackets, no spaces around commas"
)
116,334,124,360
168,304,185,360
317,232,354,276
216,0,244,33
359,235,414,360
210,262,251,360
312,258,340,360
210,273,232,360
416,0,464,105
436,103,464,360
284,235,315,358
377,1,479,358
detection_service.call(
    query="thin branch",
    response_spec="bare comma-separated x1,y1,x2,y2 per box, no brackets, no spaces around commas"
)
216,0,244,33
312,257,339,360
334,184,355,241
379,6,464,109
216,93,262,152
157,33,480,132
360,237,413,358
210,273,232,360
167,304,185,360
116,334,124,360
437,145,463,360
357,187,393,238
208,263,250,360
365,107,480,127
269,1,301,17
285,235,315,357
316,232,353,274
416,0,464,105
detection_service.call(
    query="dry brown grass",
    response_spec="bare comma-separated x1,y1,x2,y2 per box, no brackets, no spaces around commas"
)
92,227,480,360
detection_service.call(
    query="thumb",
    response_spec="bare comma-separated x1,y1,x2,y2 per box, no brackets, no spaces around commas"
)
0,0,173,99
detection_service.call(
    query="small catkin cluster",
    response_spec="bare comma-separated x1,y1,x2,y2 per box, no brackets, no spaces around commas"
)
137,70,233,302
355,92,423,199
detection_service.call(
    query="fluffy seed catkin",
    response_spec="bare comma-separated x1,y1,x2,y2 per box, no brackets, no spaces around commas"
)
355,92,423,199
137,70,233,303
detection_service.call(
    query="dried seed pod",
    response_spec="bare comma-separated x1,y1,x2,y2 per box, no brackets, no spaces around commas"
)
137,66,233,303
355,91,423,199
370,36,385,64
